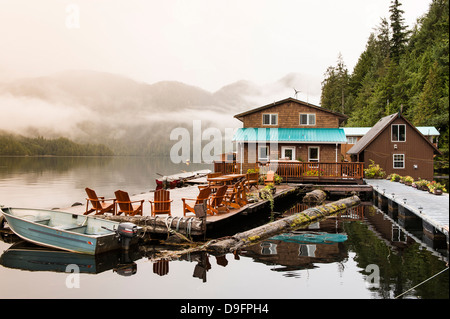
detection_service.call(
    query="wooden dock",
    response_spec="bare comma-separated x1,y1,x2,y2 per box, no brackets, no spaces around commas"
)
365,179,449,245
59,184,298,237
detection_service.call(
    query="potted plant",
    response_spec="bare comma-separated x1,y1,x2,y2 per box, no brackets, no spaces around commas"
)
427,181,447,195
364,160,386,179
402,176,414,186
415,179,430,191
390,173,401,182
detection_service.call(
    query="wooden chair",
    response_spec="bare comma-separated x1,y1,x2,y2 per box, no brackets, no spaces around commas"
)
182,187,211,217
264,170,275,185
246,172,259,190
224,181,242,209
114,190,144,216
149,189,172,216
234,181,248,207
207,185,229,215
84,187,116,215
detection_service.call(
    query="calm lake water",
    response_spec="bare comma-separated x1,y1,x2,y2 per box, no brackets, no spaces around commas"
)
0,156,448,300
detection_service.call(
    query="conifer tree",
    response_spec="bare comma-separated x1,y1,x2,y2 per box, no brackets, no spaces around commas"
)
389,0,409,62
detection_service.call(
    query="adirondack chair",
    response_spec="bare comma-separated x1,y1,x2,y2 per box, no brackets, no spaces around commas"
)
235,181,248,207
207,185,229,215
246,172,259,190
224,181,243,209
149,189,172,216
264,171,275,185
182,187,211,217
84,187,116,215
114,190,144,216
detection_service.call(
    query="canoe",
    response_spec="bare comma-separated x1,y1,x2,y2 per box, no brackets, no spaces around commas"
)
156,169,211,189
0,207,141,255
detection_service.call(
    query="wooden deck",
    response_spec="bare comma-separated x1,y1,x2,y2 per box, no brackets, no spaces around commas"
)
365,179,449,241
215,161,364,184
60,184,297,227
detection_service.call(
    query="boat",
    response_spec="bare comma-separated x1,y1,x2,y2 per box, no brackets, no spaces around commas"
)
270,231,348,245
156,169,211,189
0,207,141,255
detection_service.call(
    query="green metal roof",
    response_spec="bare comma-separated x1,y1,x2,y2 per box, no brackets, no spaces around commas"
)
233,128,347,143
343,126,440,136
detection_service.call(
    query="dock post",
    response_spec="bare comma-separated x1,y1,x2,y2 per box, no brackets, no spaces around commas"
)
387,199,398,219
398,206,422,230
377,192,387,211
422,220,447,250
194,200,207,239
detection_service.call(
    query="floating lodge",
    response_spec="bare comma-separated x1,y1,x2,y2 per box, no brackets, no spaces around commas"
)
1,98,447,253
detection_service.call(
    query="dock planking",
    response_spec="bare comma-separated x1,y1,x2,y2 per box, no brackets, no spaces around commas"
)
61,184,297,225
365,179,449,240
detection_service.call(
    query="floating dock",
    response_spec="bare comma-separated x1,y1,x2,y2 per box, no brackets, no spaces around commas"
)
365,179,449,248
58,184,299,238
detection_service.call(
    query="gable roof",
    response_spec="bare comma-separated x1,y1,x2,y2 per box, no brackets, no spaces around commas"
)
234,97,348,122
347,113,441,155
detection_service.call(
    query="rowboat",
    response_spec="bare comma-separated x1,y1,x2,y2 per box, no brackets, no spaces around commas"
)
0,207,141,255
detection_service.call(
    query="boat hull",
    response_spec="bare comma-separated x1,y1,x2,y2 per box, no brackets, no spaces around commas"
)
1,207,140,255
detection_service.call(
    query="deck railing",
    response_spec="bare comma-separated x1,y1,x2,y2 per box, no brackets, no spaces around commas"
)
214,161,364,181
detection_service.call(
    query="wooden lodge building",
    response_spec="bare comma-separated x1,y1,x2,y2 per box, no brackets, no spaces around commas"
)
214,98,441,184
223,97,365,183
347,112,442,180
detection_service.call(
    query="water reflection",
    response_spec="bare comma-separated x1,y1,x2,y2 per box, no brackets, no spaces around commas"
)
0,202,448,298
0,241,142,276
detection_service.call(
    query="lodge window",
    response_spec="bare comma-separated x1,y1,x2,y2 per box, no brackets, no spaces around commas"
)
393,154,405,169
392,124,406,142
308,146,319,162
347,136,358,144
262,114,278,125
258,146,269,161
300,113,316,125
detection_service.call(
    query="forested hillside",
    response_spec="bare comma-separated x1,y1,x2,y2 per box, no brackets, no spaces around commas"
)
0,133,113,156
321,0,449,171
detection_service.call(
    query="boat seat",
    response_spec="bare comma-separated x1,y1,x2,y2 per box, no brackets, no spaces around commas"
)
54,225,87,233
33,218,51,225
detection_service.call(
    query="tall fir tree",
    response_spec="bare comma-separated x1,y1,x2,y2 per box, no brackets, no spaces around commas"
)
389,0,409,62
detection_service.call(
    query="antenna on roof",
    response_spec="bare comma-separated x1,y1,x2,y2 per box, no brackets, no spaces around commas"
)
293,88,300,99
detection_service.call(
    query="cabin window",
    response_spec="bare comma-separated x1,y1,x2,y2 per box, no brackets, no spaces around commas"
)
393,154,405,169
262,114,278,125
347,136,358,144
308,146,319,162
392,124,406,142
300,113,316,125
258,146,269,161
281,146,296,160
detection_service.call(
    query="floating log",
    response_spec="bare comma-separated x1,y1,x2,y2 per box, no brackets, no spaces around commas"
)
97,215,205,238
208,195,360,254
303,189,327,205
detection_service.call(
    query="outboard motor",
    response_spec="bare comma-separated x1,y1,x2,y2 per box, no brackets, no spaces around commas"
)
117,222,139,250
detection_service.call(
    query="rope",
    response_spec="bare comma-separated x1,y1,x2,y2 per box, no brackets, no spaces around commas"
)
394,267,449,299
186,217,194,239
176,217,182,232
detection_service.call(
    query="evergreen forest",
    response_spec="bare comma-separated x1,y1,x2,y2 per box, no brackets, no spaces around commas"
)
320,0,449,172
0,133,113,156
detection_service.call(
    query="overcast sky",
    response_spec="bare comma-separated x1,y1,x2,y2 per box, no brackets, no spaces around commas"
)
0,0,431,93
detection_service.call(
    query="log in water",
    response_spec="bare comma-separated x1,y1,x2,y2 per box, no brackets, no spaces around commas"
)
303,189,327,205
208,195,360,254
97,214,205,237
